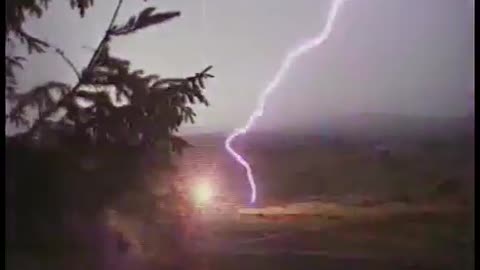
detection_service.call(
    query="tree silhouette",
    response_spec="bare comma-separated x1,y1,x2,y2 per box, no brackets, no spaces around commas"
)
6,1,213,268
7,0,212,153
6,0,95,96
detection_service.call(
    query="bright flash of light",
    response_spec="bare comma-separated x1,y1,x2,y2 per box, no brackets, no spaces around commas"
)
192,181,214,206
225,0,347,204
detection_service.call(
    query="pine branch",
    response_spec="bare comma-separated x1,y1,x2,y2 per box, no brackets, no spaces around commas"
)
15,0,212,153
110,8,180,36
170,135,192,155
52,46,81,79
8,81,71,127
6,56,27,96
16,29,50,54
85,0,124,72
25,0,126,136
70,0,95,17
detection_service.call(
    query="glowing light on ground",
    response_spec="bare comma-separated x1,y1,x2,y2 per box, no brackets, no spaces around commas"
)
225,0,347,204
192,181,214,206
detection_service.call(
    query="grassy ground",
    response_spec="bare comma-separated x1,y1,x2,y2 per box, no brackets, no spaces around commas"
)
191,202,474,270
9,131,472,269
167,132,474,269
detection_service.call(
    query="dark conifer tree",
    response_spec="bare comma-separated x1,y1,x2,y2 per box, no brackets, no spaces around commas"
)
6,1,213,268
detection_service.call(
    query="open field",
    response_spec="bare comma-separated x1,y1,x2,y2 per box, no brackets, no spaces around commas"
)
8,116,473,270
188,201,473,269
104,191,473,269
88,125,476,269
180,123,474,206
8,200,473,270
170,123,474,269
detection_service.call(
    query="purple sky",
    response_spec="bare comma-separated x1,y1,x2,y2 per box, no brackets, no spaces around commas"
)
8,0,474,135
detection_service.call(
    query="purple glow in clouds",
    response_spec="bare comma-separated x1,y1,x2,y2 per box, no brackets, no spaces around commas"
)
225,0,347,204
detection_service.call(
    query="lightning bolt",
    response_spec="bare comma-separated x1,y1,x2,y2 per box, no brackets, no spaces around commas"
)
225,0,347,204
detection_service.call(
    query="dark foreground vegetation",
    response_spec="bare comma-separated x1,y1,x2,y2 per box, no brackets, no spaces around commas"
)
6,1,212,269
